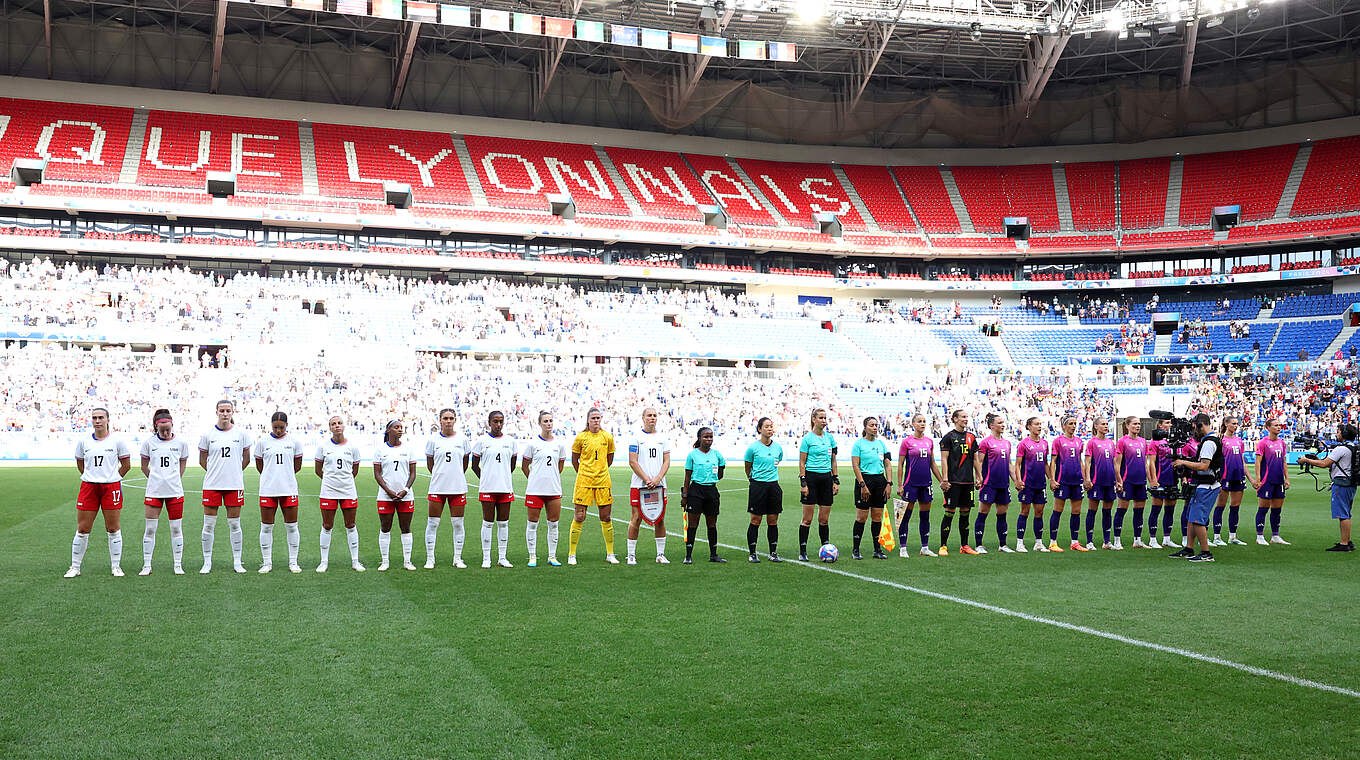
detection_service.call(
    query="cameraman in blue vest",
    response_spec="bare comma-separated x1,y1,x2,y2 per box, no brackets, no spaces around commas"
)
1171,413,1223,563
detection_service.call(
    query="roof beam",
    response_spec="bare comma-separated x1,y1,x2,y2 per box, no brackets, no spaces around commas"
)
842,21,897,117
663,7,734,122
390,21,422,109
533,0,585,116
209,0,228,93
1004,0,1081,143
43,0,52,78
1179,16,1200,91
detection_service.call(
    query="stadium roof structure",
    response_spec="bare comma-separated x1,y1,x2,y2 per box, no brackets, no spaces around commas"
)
1,0,1357,148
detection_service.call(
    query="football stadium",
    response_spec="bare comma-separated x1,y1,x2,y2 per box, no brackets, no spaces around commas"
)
2,0,1359,756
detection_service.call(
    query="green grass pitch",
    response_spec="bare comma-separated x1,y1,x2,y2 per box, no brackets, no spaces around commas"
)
2,463,1357,759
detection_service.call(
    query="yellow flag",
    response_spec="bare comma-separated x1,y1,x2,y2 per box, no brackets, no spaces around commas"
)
879,500,897,553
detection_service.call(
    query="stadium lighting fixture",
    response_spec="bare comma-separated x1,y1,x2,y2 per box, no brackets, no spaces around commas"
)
1105,5,1126,31
796,0,825,23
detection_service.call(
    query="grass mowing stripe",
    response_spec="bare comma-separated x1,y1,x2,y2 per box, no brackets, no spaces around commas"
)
597,508,1360,701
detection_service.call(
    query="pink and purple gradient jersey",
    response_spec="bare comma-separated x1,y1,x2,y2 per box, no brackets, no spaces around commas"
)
1220,435,1246,482
1149,440,1177,487
1115,435,1149,484
899,435,935,488
1179,440,1200,484
1256,436,1287,485
1016,437,1048,490
978,435,1011,489
1052,435,1084,485
1085,436,1117,486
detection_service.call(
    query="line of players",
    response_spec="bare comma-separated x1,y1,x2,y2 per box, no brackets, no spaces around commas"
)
63,401,1293,577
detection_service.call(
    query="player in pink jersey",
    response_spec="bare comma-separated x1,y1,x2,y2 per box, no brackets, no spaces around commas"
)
1012,417,1050,552
972,413,1013,553
1212,417,1249,546
1145,419,1182,549
1082,418,1118,550
1251,417,1291,545
1112,416,1149,550
895,413,943,557
1047,416,1084,552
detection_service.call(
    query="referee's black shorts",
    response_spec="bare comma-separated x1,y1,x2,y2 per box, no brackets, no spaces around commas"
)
747,480,783,515
854,473,889,510
944,483,975,511
685,483,720,516
801,470,835,506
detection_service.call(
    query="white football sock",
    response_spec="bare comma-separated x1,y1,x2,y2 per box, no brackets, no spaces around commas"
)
547,520,559,559
526,520,538,560
70,531,89,569
627,538,638,559
260,524,274,565
451,515,465,561
284,522,300,566
319,527,332,564
227,517,243,563
379,530,391,564
425,517,441,560
481,521,494,564
168,519,183,568
346,526,360,563
143,520,158,566
496,520,509,561
108,529,123,567
400,532,413,564
201,514,217,563
656,536,666,556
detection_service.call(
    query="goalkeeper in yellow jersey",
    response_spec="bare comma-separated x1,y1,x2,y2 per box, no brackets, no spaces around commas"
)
570,408,618,565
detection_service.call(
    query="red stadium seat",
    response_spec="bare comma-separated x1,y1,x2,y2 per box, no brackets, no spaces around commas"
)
312,123,474,206
0,98,134,185
681,153,783,227
1178,145,1296,225
891,166,961,233
1065,162,1117,230
137,111,303,194
464,136,632,216
732,158,868,230
1118,157,1170,229
602,147,715,221
1290,136,1360,217
950,164,1059,233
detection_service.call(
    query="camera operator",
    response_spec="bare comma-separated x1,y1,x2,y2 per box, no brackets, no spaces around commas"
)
1298,424,1358,552
1171,413,1223,562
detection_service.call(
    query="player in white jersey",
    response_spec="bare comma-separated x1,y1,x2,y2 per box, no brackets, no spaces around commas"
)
424,408,471,569
626,407,672,565
197,400,253,574
253,412,305,574
521,411,567,567
471,410,518,569
67,407,132,577
374,420,418,571
138,409,190,575
314,416,365,572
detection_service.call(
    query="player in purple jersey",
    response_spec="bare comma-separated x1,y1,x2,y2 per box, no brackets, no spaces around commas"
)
1251,417,1291,545
972,413,1013,553
895,414,943,557
1145,420,1182,549
1212,417,1249,546
1177,437,1199,543
1112,416,1149,550
1011,417,1050,552
1047,416,1084,552
1083,418,1118,550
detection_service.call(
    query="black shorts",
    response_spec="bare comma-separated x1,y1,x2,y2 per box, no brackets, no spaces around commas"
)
944,483,975,511
855,473,889,510
685,483,720,516
801,471,835,506
747,480,783,515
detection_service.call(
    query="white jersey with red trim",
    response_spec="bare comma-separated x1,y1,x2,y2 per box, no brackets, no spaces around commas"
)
374,440,415,501
75,434,130,483
198,426,253,491
522,436,568,497
253,434,305,497
316,438,361,500
471,434,517,494
425,433,470,495
140,435,190,498
628,428,671,488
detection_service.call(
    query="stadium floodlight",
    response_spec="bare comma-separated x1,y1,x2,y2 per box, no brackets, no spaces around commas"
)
796,0,826,24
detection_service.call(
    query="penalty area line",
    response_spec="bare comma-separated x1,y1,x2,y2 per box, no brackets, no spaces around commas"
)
600,512,1360,701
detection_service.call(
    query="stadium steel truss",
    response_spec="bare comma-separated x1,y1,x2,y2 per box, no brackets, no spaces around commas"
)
0,0,1357,147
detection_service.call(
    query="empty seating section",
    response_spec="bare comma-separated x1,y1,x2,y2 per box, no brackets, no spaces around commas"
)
686,319,863,361
137,111,303,194
1178,145,1297,225
602,147,714,220
891,166,961,233
733,159,868,230
1269,293,1356,318
950,164,1059,233
0,98,133,184
1004,328,1111,364
463,136,631,216
1195,324,1276,353
681,154,782,227
1265,320,1343,361
312,123,472,206
1291,136,1360,216
961,307,1064,325
1166,299,1261,322
840,165,917,232
1117,158,1170,229
1064,162,1117,230
840,323,979,366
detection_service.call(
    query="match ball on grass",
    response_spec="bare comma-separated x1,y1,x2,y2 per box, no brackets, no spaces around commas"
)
818,543,839,563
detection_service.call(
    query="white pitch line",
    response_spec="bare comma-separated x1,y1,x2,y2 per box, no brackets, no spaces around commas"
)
597,511,1360,701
